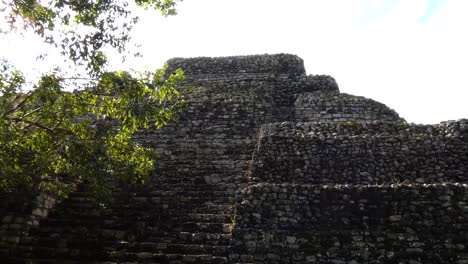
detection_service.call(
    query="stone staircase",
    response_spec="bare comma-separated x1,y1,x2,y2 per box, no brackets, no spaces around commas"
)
8,181,237,263
5,56,264,263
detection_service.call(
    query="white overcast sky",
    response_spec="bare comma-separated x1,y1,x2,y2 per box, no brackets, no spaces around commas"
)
1,0,467,124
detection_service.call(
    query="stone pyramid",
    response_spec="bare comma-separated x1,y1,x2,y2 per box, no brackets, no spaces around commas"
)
1,54,467,263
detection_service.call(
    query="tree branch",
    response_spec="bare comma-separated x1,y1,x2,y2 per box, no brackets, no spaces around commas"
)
4,90,34,116
6,117,74,136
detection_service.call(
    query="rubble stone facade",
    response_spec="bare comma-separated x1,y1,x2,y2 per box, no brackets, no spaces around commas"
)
1,54,467,263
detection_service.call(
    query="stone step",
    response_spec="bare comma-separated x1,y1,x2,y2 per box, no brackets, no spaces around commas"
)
29,226,129,242
127,196,235,206
30,223,103,239
106,243,230,256
121,214,233,226
30,230,102,242
144,227,233,240
125,188,235,197
124,183,232,192
29,218,234,244
102,232,232,249
12,236,232,262
54,200,100,210
176,232,232,246
67,184,235,198
19,238,231,255
181,222,233,234
46,205,234,222
2,256,85,264
12,244,102,260
145,178,239,186
117,204,234,215
47,207,104,218
128,189,235,197
195,204,234,213
106,251,229,263
187,213,233,223
164,243,229,255
35,211,234,231
53,200,234,215
53,195,233,207
17,236,101,249
38,217,103,227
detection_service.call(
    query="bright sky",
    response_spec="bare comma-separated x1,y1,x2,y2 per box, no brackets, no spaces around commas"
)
1,0,467,124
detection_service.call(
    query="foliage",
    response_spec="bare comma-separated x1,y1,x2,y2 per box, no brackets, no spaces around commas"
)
0,0,185,202
1,0,181,76
0,60,185,201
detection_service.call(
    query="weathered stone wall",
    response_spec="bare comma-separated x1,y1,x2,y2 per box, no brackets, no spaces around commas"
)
258,119,468,138
232,183,468,264
167,54,306,77
295,92,402,123
166,54,341,122
301,75,339,93
251,120,468,184
230,119,468,263
135,55,313,189
0,191,57,256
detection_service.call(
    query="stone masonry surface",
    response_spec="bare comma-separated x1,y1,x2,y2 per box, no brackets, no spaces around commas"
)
1,54,467,263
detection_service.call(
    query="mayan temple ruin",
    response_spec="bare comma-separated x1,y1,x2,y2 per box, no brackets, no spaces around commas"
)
1,54,467,263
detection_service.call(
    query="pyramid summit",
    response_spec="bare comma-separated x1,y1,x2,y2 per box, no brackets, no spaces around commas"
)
1,54,467,263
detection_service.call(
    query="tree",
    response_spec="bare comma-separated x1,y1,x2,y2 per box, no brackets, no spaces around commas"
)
1,0,181,75
0,0,184,202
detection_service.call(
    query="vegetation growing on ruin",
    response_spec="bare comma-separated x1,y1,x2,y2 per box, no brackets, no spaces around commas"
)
0,0,184,201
